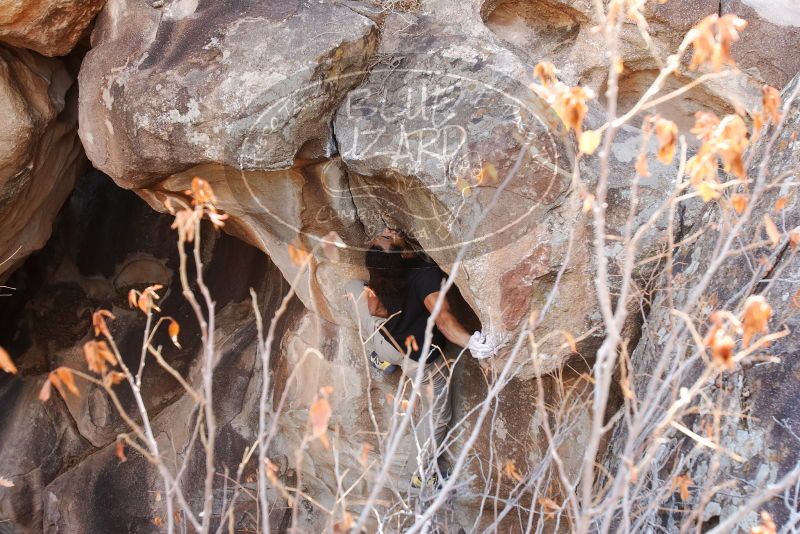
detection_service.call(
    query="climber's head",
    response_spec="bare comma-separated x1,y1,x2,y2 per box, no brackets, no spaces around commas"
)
370,227,406,252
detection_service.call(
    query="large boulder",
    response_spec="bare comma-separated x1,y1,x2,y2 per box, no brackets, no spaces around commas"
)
78,0,379,186
0,0,105,56
0,46,85,281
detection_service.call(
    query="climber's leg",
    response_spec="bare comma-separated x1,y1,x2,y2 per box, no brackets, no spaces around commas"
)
405,355,453,489
344,280,402,370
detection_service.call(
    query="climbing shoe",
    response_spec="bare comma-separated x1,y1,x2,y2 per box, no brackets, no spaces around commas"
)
411,471,439,490
369,351,398,373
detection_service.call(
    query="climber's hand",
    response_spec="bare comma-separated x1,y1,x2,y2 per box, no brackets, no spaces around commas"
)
467,331,495,359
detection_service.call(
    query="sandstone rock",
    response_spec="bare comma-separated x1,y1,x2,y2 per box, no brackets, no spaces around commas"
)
0,0,105,56
723,0,800,88
612,74,800,530
0,46,85,281
78,0,379,186
334,11,701,376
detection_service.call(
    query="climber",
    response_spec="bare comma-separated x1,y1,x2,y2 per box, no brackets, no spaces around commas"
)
345,228,495,489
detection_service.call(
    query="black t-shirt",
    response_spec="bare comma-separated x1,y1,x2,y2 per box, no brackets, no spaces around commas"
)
380,256,447,362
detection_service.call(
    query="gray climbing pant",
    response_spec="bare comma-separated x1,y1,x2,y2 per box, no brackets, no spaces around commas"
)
345,280,453,477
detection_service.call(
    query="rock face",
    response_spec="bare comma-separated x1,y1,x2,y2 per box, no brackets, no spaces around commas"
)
2,0,800,531
78,0,379,186
78,0,717,378
0,0,105,56
0,171,294,530
723,0,800,88
0,46,85,281
609,75,800,530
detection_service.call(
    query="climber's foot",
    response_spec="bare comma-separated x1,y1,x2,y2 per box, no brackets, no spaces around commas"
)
411,471,439,490
369,351,398,373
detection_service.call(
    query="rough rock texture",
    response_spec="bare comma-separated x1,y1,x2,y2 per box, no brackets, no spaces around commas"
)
0,46,85,281
2,0,798,531
615,75,800,530
77,0,717,377
723,0,800,88
0,0,106,56
78,0,379,185
0,172,287,529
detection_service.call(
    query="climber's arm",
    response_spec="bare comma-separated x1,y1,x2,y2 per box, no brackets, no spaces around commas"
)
423,292,470,347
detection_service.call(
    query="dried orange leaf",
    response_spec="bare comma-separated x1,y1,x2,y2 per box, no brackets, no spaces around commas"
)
674,474,693,501
0,476,13,488
654,118,678,164
0,346,17,374
503,460,523,482
404,335,419,352
309,396,332,449
358,442,373,468
731,194,748,214
55,367,79,396
533,61,557,86
742,296,772,347
774,196,789,212
168,319,181,349
116,440,128,463
476,162,499,186
763,214,782,247
265,459,279,486
92,309,115,338
752,511,777,534
762,85,781,124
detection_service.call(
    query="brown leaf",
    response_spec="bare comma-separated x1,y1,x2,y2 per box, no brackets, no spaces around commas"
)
790,228,800,250
0,346,17,374
359,442,373,468
84,340,117,374
115,440,128,463
706,328,736,369
533,62,557,86
309,396,332,449
762,85,781,124
731,194,748,214
333,512,354,534
188,176,216,205
763,214,782,247
475,162,499,186
54,367,79,396
105,372,127,386
674,474,693,501
774,196,789,212
404,335,419,353
168,319,181,349
92,309,116,338
654,118,678,164
751,511,777,534
742,296,772,347
265,459,279,486
503,460,523,482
